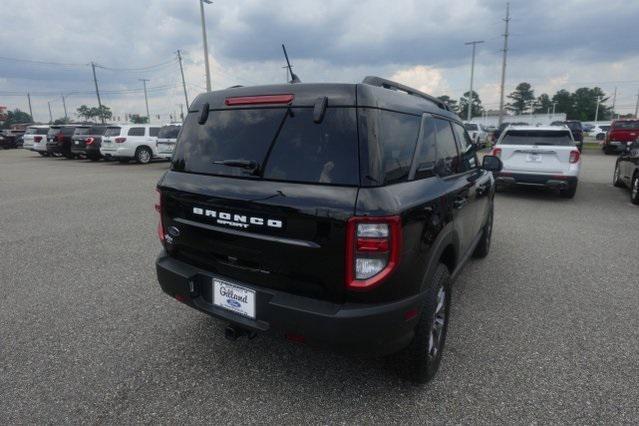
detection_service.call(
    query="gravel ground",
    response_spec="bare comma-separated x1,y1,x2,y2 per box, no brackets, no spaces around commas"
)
1,149,637,424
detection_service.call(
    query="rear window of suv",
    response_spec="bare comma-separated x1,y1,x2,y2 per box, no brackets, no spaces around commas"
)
173,108,359,186
26,127,49,135
613,120,639,129
501,130,574,146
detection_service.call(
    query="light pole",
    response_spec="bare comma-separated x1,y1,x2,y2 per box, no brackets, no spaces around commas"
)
199,0,213,92
139,79,150,121
465,40,484,122
551,101,557,118
594,96,602,125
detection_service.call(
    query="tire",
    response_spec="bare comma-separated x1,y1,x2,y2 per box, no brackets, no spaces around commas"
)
118,158,130,164
559,183,577,199
472,207,493,259
596,133,605,141
391,264,451,384
613,162,625,188
135,146,152,164
631,174,639,205
88,156,100,162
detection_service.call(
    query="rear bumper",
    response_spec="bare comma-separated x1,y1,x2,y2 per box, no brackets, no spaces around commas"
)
71,146,87,155
100,146,135,158
603,142,626,153
156,251,422,356
495,172,577,189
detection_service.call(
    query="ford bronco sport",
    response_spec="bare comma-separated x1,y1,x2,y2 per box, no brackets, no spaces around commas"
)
155,77,502,383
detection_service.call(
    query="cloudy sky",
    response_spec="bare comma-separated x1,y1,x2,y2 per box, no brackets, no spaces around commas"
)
1,0,639,122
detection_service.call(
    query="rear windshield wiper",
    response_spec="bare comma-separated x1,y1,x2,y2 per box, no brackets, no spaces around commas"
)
212,159,259,172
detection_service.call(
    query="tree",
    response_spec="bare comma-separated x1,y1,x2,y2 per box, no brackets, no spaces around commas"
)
76,105,93,121
534,93,553,114
437,95,458,113
0,109,33,129
506,82,535,115
551,89,573,117
130,114,149,124
90,105,112,122
458,90,484,119
571,87,610,121
53,117,70,125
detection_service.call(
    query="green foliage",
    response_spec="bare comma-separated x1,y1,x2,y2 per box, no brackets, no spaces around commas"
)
534,93,553,114
551,87,611,120
506,82,535,115
129,114,149,124
1,109,33,129
53,117,71,125
458,90,484,119
76,104,112,122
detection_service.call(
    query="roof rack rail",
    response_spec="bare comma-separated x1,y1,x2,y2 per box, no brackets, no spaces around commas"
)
362,76,449,111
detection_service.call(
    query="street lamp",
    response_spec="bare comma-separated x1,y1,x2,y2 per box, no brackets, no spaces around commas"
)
199,0,213,92
465,40,484,122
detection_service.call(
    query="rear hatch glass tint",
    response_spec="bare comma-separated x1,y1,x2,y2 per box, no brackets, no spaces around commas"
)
88,126,107,135
104,127,121,136
173,107,359,186
501,130,574,146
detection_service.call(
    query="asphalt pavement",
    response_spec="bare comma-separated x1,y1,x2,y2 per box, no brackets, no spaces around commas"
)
1,149,637,423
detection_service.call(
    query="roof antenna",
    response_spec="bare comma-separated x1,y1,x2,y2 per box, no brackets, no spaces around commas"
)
282,44,301,84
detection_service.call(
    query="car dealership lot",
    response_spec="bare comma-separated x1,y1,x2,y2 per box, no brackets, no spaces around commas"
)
1,150,637,423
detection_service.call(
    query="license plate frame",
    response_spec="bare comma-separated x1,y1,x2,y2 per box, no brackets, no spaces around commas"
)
527,153,541,162
212,278,256,319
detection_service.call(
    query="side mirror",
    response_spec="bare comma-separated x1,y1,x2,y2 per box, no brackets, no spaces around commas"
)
482,155,503,172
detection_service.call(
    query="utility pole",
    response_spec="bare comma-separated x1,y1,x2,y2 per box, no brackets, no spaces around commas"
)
594,96,601,124
635,89,639,119
61,94,68,121
47,101,53,123
179,103,185,121
552,101,557,118
611,86,617,117
177,50,190,108
465,40,484,122
497,2,510,128
199,0,213,91
91,61,105,124
27,92,33,121
139,79,150,121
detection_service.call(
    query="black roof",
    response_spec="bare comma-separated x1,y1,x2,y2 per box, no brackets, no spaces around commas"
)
189,77,460,121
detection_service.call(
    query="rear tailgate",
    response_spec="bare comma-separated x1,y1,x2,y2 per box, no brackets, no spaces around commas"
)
608,121,639,143
160,84,359,303
500,144,574,173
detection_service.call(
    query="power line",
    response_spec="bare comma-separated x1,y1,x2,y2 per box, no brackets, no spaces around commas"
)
0,56,88,67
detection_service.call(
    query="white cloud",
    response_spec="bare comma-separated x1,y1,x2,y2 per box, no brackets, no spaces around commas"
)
390,66,448,95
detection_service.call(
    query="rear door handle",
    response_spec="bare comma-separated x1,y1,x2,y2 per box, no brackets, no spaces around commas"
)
453,197,468,210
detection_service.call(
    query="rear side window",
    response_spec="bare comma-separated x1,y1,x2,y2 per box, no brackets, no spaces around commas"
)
412,117,437,180
62,127,77,135
74,128,90,136
47,127,62,136
88,127,107,135
36,128,49,135
359,109,420,185
433,119,458,177
104,127,121,136
464,123,478,131
128,127,145,136
501,130,574,146
150,127,160,137
452,123,477,172
25,128,37,135
173,108,359,186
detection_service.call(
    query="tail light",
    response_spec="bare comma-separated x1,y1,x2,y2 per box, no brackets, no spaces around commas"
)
345,216,401,291
34,136,42,143
85,137,94,145
155,189,165,244
492,147,502,157
569,150,580,163
56,133,64,142
115,137,127,143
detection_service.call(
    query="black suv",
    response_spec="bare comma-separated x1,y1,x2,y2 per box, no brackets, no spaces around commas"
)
551,120,584,151
613,139,639,204
70,125,108,161
155,77,502,383
47,125,90,158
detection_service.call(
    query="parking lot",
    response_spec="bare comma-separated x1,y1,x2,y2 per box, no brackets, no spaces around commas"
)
1,149,637,423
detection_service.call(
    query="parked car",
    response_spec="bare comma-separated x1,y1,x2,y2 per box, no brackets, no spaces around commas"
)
613,139,639,204
0,126,29,149
590,124,610,141
551,120,584,151
582,123,594,133
603,119,639,155
100,124,161,164
70,125,108,161
22,125,50,153
155,77,502,384
493,121,528,142
46,125,90,158
156,123,182,160
492,126,581,198
463,122,487,147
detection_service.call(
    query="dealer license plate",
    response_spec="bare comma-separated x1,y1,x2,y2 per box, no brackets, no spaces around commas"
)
527,153,541,162
213,278,256,319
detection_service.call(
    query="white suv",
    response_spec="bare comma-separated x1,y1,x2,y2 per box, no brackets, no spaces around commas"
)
22,125,50,154
100,124,161,164
492,126,581,198
156,123,182,160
